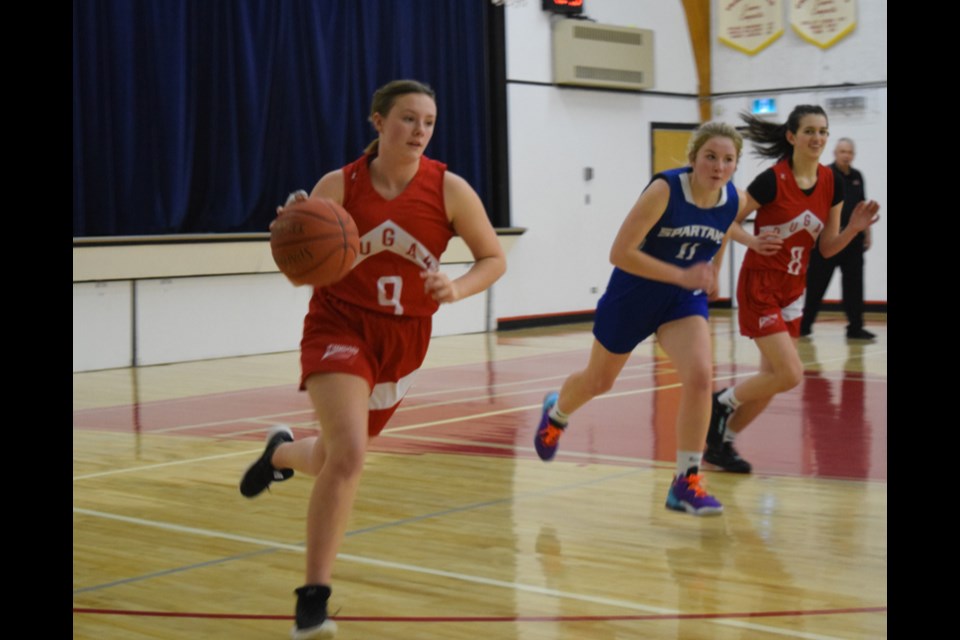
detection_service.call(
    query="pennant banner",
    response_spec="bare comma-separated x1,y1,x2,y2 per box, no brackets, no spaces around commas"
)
718,0,785,55
790,0,857,49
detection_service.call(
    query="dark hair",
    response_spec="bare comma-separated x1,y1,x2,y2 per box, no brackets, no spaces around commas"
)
739,105,829,160
364,79,437,155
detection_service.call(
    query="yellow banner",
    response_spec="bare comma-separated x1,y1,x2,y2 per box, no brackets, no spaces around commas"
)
790,0,856,48
718,0,785,55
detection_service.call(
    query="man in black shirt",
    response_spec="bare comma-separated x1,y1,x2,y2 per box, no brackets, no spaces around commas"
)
800,138,876,340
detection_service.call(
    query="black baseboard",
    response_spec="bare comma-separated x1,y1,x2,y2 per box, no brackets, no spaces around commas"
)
497,299,886,331
819,301,888,313
498,311,595,331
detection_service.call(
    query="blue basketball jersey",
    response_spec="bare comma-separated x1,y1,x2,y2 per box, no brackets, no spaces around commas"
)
636,167,739,267
593,167,740,354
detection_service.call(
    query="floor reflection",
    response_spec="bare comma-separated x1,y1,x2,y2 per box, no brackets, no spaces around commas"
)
799,340,873,480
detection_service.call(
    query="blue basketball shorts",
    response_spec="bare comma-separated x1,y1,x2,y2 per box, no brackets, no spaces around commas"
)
592,275,709,354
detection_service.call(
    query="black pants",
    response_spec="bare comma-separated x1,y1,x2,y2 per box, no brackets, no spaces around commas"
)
801,236,866,333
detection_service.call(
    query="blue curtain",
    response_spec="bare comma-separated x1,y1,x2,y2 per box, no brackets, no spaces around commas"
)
73,0,494,236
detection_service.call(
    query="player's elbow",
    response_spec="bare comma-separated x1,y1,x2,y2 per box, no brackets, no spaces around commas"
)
609,244,631,270
818,243,838,259
485,253,507,281
472,253,507,293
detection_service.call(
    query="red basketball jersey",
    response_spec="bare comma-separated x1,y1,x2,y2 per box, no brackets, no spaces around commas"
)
742,158,835,278
324,153,455,317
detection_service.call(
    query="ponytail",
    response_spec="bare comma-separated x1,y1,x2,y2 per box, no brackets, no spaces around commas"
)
740,104,828,160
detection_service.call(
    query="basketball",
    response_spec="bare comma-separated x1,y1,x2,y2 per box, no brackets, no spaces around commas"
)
270,197,360,287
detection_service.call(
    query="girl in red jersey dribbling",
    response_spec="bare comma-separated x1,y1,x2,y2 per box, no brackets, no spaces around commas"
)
239,79,506,639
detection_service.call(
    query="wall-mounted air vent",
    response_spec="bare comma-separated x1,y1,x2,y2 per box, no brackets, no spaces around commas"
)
552,19,654,91
825,96,867,112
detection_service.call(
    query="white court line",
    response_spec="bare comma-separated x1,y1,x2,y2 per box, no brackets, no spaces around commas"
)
74,347,887,482
380,432,672,467
72,507,856,640
73,378,681,482
71,400,626,482
73,450,258,481
398,368,666,412
72,427,661,482
402,360,663,401
73,365,664,437
75,411,316,437
383,380,686,434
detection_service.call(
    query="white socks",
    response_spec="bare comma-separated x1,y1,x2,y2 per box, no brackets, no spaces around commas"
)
548,404,569,427
677,451,702,477
718,387,741,409
718,388,740,443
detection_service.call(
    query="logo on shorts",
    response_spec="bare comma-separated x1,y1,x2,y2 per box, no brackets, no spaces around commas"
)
759,314,778,329
322,344,360,361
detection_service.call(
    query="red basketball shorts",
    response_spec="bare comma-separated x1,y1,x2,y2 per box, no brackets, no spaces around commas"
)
300,291,432,436
736,268,806,339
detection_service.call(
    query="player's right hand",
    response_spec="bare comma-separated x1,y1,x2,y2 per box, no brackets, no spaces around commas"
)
751,232,783,256
680,261,715,292
275,189,309,216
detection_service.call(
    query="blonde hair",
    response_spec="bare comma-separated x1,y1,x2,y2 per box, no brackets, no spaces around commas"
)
686,121,744,163
363,79,437,155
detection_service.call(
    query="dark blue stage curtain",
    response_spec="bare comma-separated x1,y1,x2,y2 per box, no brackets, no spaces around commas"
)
73,0,492,236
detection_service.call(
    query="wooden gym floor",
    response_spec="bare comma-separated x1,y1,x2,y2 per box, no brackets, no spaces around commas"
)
73,310,887,639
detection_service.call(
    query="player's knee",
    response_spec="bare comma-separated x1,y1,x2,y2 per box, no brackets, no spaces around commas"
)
685,366,713,394
588,373,618,396
304,453,326,477
323,438,367,478
774,362,804,392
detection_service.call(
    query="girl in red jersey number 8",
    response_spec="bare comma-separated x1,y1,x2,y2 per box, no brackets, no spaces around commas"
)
705,105,880,474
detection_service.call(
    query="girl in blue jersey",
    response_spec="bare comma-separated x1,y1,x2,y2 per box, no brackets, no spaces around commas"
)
534,121,752,515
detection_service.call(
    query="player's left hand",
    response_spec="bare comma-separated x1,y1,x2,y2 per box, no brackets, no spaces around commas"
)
848,199,880,232
422,271,460,304
707,273,721,301
751,232,784,256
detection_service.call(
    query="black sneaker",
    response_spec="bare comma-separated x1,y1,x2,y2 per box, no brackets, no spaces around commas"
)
239,425,294,498
292,585,337,639
846,328,876,341
706,390,734,449
704,441,753,474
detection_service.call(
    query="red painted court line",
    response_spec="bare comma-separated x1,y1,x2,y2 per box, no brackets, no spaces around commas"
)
74,606,887,622
72,384,314,431
73,347,886,480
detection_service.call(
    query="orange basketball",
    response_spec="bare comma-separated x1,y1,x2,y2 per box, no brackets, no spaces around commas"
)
270,197,360,287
